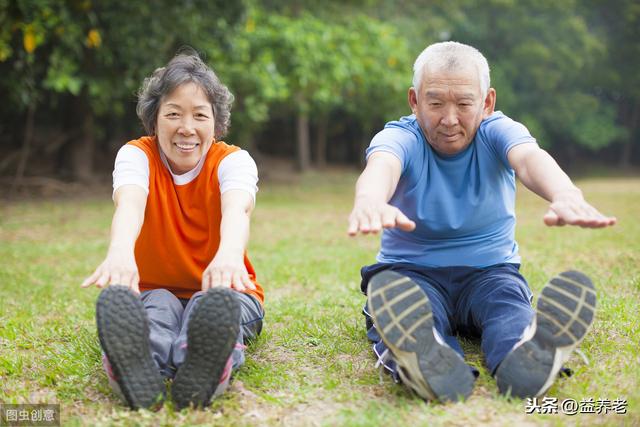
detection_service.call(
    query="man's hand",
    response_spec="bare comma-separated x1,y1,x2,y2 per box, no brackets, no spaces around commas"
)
202,251,255,292
543,190,617,228
348,197,416,236
81,250,140,293
348,151,412,236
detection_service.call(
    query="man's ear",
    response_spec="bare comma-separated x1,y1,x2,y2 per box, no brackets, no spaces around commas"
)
483,88,496,118
408,87,418,114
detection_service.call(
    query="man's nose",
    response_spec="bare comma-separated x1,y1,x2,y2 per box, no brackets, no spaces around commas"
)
441,106,459,127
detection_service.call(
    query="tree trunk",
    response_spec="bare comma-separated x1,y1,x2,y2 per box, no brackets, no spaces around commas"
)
296,109,311,172
70,96,95,182
619,99,639,169
315,114,328,168
235,124,256,152
10,102,37,195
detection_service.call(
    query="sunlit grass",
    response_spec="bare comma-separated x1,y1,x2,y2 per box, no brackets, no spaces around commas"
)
1,172,638,426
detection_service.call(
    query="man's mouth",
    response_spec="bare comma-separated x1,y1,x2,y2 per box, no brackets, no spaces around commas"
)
440,132,461,142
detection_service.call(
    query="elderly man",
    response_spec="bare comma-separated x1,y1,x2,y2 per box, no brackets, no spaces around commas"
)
348,41,615,402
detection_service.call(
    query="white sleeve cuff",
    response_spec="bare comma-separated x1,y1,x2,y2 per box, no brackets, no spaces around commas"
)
112,145,150,199
218,150,258,203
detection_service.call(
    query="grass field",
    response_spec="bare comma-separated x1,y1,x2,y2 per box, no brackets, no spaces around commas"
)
1,171,638,426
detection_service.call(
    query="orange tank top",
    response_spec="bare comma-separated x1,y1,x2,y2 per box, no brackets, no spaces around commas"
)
128,136,264,304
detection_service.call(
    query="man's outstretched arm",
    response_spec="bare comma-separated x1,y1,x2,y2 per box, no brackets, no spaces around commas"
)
507,143,616,228
348,151,416,236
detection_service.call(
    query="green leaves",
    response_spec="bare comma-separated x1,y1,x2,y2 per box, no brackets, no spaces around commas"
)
43,51,82,95
0,0,638,169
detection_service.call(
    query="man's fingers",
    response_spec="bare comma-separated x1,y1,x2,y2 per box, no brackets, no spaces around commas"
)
544,209,567,226
350,209,373,235
368,213,383,234
547,200,617,229
347,215,360,236
543,209,559,226
396,211,416,231
581,206,617,228
349,206,416,235
545,205,577,226
381,209,397,228
357,212,372,234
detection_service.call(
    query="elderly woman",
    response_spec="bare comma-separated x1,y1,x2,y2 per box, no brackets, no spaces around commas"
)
81,51,264,410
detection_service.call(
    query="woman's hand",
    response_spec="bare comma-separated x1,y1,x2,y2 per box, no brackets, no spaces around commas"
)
81,250,140,293
202,251,255,292
205,189,256,292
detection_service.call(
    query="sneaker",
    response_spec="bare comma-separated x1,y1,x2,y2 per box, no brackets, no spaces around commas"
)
495,270,596,398
171,288,240,409
96,286,166,409
367,270,475,402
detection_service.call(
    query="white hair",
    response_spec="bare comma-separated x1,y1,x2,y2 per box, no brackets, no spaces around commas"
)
412,41,491,98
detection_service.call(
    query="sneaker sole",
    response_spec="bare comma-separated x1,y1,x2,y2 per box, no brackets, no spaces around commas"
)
96,286,165,409
496,270,596,398
367,270,474,402
171,288,240,409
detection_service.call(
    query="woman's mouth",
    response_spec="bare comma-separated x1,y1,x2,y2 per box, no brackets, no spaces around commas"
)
174,142,199,152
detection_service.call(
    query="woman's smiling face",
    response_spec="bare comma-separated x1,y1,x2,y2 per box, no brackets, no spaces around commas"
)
156,82,216,174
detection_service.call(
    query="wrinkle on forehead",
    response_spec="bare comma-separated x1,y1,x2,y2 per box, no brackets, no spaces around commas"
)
421,66,482,98
425,89,477,100
161,82,213,112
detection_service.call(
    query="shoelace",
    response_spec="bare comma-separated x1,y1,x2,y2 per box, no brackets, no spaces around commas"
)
375,348,392,384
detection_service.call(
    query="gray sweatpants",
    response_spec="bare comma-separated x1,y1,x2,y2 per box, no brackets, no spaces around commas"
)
141,288,264,379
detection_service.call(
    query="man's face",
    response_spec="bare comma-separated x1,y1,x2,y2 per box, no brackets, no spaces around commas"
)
409,64,495,156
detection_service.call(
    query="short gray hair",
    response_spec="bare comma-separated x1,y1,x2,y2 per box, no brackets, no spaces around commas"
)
136,50,234,138
412,41,491,99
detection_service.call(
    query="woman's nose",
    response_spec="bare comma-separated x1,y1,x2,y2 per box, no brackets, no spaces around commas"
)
178,117,195,135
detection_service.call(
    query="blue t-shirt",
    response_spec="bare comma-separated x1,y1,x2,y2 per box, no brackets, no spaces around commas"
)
366,111,536,268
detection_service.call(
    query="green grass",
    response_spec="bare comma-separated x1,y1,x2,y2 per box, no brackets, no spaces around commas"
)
1,171,638,426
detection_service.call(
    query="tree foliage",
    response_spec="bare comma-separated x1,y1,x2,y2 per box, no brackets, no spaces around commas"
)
0,0,638,181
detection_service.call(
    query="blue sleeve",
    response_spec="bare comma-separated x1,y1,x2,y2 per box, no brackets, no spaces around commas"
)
480,112,537,169
365,127,418,173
